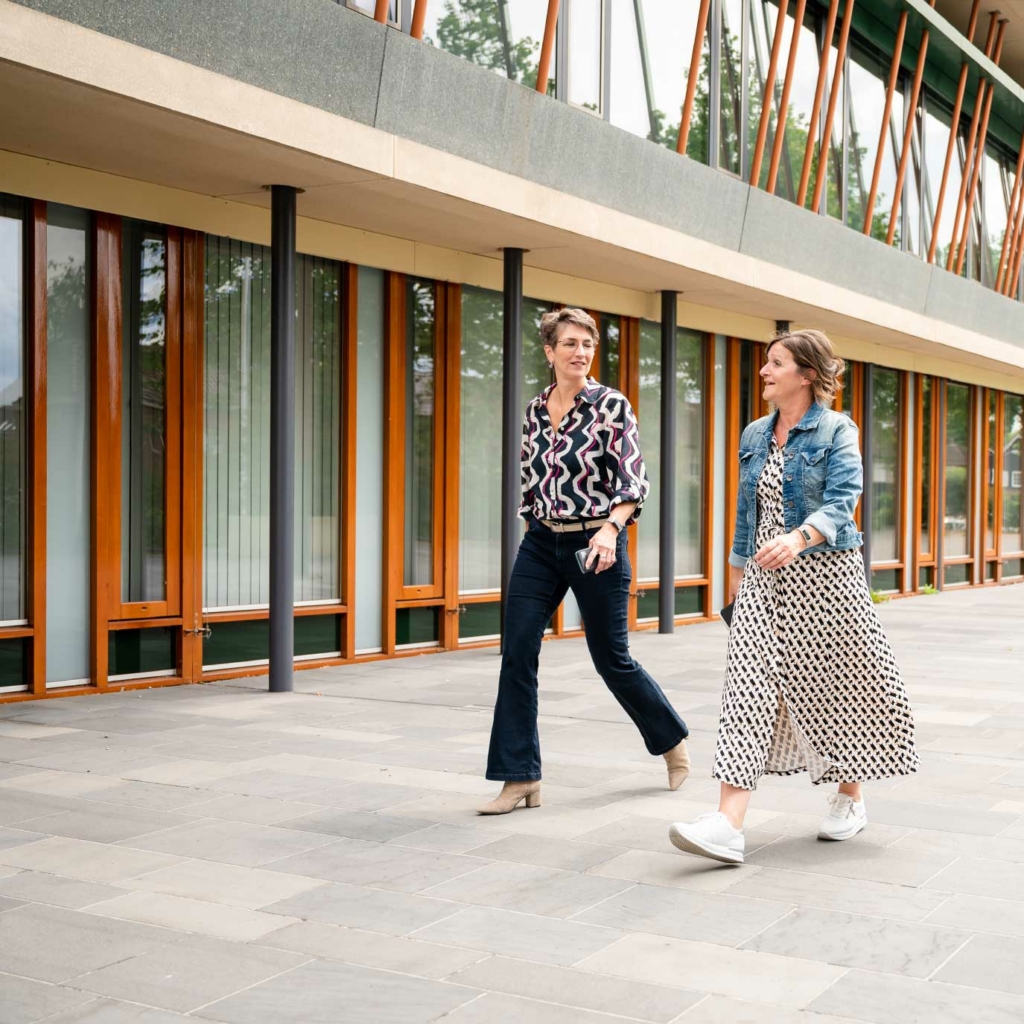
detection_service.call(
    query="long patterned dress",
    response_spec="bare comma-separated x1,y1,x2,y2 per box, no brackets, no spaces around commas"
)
713,438,919,791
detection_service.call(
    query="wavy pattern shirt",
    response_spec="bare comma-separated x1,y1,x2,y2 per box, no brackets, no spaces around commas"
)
519,379,650,524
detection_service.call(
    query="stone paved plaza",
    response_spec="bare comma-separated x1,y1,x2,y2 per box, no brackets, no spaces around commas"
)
0,585,1022,1024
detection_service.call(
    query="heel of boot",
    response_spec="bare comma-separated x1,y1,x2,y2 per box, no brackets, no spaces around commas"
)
525,790,541,808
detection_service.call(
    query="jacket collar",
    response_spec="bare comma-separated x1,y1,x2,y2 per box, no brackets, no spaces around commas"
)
540,377,601,406
762,400,826,440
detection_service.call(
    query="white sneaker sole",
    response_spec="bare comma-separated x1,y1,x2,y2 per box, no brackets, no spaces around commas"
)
669,823,744,864
817,818,867,841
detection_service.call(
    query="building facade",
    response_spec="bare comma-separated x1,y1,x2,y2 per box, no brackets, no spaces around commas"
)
0,0,1022,699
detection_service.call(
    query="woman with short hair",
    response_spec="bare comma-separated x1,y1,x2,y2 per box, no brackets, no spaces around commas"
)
478,307,690,815
669,329,918,863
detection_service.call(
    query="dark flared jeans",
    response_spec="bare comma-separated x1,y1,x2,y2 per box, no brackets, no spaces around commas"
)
486,519,688,782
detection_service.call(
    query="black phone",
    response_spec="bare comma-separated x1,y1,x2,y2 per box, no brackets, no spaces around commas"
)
721,601,734,627
575,547,598,574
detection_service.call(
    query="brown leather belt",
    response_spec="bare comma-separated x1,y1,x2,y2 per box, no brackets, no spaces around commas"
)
540,517,609,533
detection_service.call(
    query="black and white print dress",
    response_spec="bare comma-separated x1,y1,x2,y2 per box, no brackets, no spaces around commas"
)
713,438,919,791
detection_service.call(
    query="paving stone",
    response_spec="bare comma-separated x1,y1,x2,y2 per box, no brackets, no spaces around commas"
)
72,933,308,1012
85,890,296,942
809,968,1024,1023
388,823,509,854
259,881,464,935
468,833,622,871
0,827,48,851
923,857,1024,901
0,872,124,910
677,995,858,1024
266,838,486,892
124,859,323,909
413,906,624,966
933,933,1024,995
16,805,197,844
422,860,631,919
573,882,791,945
174,793,325,824
37,1000,199,1023
0,903,177,983
436,992,639,1024
448,955,702,1022
258,920,483,978
742,906,970,977
589,848,762,892
0,971,95,1024
195,958,479,1024
578,932,846,1009
275,808,435,842
723,866,949,923
0,836,182,884
120,817,338,867
925,893,1024,938
574,814,780,856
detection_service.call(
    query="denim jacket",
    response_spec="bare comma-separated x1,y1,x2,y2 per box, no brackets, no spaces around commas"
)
729,401,864,569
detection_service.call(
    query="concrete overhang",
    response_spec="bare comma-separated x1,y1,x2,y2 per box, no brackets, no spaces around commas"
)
1,0,1023,389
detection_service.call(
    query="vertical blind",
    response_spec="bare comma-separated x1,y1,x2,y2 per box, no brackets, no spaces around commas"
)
204,236,341,609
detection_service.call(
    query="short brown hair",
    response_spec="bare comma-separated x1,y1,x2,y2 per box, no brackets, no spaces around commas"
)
766,329,845,407
539,307,599,349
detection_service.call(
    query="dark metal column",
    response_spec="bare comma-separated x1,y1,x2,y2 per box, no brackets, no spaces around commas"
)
500,248,524,647
269,185,297,693
861,363,874,586
659,291,678,634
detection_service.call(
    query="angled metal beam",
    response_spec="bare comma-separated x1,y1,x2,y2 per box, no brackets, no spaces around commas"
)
677,0,713,155
811,0,855,214
633,0,659,141
797,0,840,208
946,11,999,271
750,0,789,189
954,19,1007,277
374,0,390,24
1004,152,1024,296
995,132,1024,292
767,0,808,194
926,62,969,263
410,0,428,40
862,11,906,235
536,0,560,94
886,25,929,248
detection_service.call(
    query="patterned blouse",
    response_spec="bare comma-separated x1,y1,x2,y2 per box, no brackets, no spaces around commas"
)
519,379,650,525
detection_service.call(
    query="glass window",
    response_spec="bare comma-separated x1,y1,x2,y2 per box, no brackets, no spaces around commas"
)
599,313,620,387
846,46,904,243
920,376,933,554
122,221,168,604
460,285,503,594
396,605,440,647
108,627,176,678
638,321,705,590
523,297,555,398
922,103,964,268
0,637,27,689
981,148,1012,290
405,278,436,588
904,93,923,256
46,205,91,685
422,0,555,91
204,237,343,609
944,382,971,558
568,0,602,113
986,391,997,552
719,0,746,176
459,600,501,641
609,0,653,139
822,30,844,220
202,614,341,669
355,267,385,652
1003,394,1023,554
870,368,901,563
0,195,25,624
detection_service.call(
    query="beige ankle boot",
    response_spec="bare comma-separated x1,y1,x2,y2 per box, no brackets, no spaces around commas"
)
664,740,690,791
477,781,541,815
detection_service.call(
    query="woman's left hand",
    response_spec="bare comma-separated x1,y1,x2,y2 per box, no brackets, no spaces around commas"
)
754,531,804,571
587,524,619,573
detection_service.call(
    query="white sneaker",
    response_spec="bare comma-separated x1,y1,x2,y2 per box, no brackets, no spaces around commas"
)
818,793,867,841
669,812,745,864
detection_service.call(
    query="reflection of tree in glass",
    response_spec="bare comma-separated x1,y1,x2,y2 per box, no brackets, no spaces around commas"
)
430,0,552,93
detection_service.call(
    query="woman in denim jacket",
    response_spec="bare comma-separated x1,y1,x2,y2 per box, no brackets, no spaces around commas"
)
669,330,919,864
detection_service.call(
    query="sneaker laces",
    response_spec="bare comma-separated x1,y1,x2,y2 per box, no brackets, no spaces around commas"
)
827,793,856,818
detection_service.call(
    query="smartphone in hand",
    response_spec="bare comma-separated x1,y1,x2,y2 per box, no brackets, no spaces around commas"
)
575,547,598,574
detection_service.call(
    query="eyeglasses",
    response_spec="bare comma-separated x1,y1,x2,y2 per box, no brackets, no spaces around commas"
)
557,339,596,352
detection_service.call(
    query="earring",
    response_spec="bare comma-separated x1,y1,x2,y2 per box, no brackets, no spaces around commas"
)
548,362,554,370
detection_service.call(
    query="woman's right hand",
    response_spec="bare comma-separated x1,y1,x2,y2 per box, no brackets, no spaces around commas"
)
728,565,744,603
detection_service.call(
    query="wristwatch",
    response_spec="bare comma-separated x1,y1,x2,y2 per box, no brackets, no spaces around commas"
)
797,525,812,546
608,518,625,534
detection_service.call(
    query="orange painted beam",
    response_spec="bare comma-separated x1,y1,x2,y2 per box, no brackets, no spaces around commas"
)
374,0,389,23
796,0,840,207
410,0,428,39
677,0,713,155
886,27,929,247
862,12,906,234
926,62,969,263
766,0,808,192
535,0,560,95
810,0,855,214
966,0,981,41
995,136,1024,292
749,0,789,189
